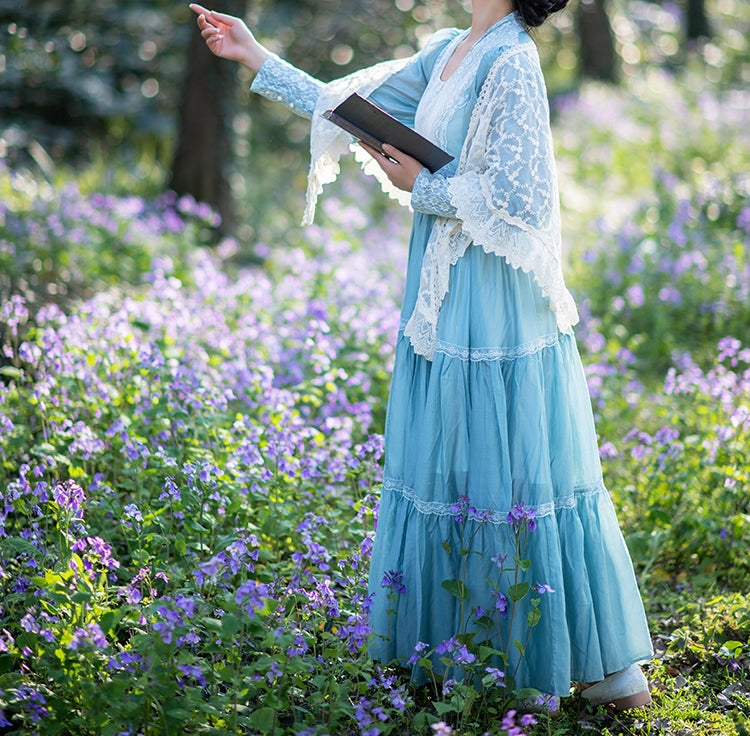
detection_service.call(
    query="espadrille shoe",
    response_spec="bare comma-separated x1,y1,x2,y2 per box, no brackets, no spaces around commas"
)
581,664,651,710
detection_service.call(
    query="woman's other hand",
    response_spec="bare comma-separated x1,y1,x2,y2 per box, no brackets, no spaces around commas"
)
359,142,425,193
189,4,268,72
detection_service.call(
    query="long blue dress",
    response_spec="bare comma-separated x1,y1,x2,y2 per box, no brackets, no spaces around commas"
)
251,12,652,696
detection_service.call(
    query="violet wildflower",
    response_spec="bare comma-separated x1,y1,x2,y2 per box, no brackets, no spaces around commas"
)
450,494,470,523
52,479,85,515
235,580,271,618
534,692,558,712
484,666,506,687
506,504,537,532
441,678,457,696
533,583,555,594
492,551,508,568
177,662,206,687
431,722,452,735
68,623,108,651
494,591,509,617
407,640,430,665
14,685,48,723
381,569,406,595
436,636,476,665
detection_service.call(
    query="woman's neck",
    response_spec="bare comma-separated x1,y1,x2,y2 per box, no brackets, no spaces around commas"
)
468,0,515,38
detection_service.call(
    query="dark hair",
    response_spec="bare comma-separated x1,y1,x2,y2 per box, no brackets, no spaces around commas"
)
513,0,569,28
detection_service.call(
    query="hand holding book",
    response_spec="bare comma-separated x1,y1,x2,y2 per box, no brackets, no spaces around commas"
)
322,93,454,174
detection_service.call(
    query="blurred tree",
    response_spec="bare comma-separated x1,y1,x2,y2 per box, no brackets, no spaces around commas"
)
685,0,711,40
0,0,185,167
576,0,618,81
170,0,247,235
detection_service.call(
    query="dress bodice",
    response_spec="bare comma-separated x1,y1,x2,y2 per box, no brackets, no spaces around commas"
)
414,13,523,162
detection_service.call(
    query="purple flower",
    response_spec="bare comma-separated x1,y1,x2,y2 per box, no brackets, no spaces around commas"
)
450,494,470,523
506,504,537,532
494,591,509,617
533,583,555,594
407,640,430,665
484,666,506,686
381,569,406,595
52,479,85,514
177,663,206,687
68,622,108,651
436,636,476,665
235,580,271,618
431,722,452,735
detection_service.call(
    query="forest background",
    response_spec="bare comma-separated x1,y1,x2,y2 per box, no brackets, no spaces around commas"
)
0,1,749,735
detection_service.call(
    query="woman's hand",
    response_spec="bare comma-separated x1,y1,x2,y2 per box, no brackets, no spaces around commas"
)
189,4,268,72
359,142,425,193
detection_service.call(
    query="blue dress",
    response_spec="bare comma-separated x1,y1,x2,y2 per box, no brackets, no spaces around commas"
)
251,12,652,696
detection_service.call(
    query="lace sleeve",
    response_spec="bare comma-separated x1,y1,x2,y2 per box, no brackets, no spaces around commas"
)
250,54,324,120
449,47,556,239
410,170,457,217
451,47,578,332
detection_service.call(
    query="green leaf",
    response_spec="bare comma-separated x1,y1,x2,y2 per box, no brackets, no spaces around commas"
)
514,556,531,572
221,613,242,637
0,366,23,380
508,582,530,603
441,578,470,601
479,645,504,661
434,700,459,716
528,607,541,627
174,533,187,556
249,706,277,732
513,638,526,656
474,615,495,629
441,539,452,555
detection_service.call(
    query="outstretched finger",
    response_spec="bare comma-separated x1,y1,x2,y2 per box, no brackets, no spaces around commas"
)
189,3,211,17
202,9,237,24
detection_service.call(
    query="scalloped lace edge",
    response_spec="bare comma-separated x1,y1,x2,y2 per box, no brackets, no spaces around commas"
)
381,477,608,524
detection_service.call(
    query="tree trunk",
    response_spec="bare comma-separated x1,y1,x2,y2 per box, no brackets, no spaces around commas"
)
576,0,618,82
685,0,711,40
170,1,247,235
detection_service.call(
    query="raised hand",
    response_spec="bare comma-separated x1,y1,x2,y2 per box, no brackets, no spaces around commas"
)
189,4,268,71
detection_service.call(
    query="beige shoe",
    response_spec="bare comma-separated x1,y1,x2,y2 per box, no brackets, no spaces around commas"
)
581,664,651,710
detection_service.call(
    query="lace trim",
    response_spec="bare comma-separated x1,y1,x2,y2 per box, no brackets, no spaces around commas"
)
381,477,607,523
410,170,457,217
432,332,560,362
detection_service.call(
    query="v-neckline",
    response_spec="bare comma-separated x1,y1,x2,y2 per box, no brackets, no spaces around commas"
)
439,13,514,83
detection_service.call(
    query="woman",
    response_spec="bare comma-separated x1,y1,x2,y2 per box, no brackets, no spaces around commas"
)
190,0,653,709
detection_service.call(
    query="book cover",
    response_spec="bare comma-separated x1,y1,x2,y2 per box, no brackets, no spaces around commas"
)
322,93,454,173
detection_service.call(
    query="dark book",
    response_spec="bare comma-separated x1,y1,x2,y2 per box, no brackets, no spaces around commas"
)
322,93,454,173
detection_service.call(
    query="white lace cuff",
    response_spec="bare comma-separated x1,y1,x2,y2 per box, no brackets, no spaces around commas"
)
410,169,457,217
250,55,323,120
